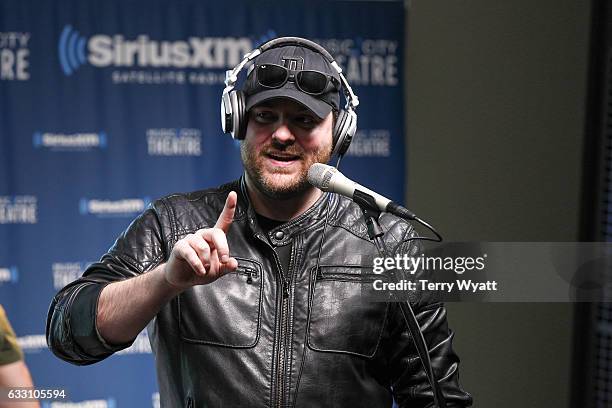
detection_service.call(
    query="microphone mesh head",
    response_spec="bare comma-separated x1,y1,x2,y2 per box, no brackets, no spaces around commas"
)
307,163,336,191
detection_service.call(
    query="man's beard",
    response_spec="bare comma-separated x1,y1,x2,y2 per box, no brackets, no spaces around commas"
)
240,138,332,200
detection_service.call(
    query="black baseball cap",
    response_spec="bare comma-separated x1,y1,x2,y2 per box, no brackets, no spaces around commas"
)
243,45,340,119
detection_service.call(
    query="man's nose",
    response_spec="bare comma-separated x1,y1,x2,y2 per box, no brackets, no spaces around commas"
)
271,123,295,145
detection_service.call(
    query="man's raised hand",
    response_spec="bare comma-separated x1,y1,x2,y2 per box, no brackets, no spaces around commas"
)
164,191,239,290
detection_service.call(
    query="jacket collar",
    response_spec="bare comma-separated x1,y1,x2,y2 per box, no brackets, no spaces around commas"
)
237,174,336,245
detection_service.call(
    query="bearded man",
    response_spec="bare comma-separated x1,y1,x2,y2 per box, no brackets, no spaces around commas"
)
46,38,472,408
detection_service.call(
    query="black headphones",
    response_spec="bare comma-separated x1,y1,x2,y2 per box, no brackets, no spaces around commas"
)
220,36,360,157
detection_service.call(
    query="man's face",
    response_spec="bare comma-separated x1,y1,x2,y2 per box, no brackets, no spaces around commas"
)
241,98,333,199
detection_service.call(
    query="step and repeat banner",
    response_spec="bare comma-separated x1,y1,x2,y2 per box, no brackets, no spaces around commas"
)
0,1,405,406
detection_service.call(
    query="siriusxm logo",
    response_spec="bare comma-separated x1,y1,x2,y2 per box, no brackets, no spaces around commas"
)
58,25,252,76
152,392,160,408
0,266,18,284
79,197,150,217
43,399,116,408
58,26,87,76
252,29,277,48
17,334,47,353
33,131,107,150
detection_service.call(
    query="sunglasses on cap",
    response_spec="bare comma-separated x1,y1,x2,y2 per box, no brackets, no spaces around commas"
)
255,64,340,96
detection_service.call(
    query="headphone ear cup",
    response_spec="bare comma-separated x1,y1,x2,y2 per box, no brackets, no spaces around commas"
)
229,90,247,140
221,90,233,134
332,109,357,156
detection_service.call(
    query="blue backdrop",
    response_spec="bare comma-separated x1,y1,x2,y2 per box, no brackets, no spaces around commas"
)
0,1,406,406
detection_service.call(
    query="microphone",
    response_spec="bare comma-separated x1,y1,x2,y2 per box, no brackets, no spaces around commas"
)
307,163,417,220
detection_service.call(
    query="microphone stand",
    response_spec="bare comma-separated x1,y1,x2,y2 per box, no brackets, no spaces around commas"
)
353,191,447,408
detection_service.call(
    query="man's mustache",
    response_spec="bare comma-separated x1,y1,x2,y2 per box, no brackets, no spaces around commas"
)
262,146,303,158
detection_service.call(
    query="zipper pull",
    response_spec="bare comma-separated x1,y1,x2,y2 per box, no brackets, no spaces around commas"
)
283,282,289,298
246,271,253,284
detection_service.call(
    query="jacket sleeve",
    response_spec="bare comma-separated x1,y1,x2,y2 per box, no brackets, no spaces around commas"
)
385,226,473,407
46,203,167,365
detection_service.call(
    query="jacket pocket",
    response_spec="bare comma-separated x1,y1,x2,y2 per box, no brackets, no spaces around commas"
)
306,265,389,358
178,257,263,348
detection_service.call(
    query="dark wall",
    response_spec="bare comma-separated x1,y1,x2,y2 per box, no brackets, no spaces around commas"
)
405,1,590,406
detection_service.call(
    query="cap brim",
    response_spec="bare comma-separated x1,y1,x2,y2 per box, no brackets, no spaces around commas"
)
245,86,333,119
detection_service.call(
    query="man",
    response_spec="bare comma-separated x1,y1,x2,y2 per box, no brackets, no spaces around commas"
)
47,39,472,407
0,305,40,408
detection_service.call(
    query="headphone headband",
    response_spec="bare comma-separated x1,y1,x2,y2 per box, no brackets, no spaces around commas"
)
258,37,335,63
224,36,358,109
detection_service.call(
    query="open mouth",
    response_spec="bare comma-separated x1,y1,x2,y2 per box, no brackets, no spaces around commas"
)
265,152,301,163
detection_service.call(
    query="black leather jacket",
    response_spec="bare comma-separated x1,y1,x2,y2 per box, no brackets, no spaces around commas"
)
46,178,472,408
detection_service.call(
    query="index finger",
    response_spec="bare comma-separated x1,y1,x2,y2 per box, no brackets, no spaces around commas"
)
214,191,237,233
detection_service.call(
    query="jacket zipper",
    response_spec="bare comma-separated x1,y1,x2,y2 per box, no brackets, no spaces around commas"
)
254,233,290,407
277,282,289,407
274,248,290,408
234,266,257,284
314,267,379,282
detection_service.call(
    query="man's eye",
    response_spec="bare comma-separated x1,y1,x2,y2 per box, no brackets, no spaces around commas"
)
295,115,317,126
253,111,276,123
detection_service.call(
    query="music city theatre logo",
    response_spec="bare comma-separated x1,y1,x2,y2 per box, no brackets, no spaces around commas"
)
0,196,37,224
0,266,19,284
52,262,91,290
57,25,252,84
116,331,152,355
311,37,399,86
33,131,107,151
0,32,30,81
146,128,202,156
345,129,391,158
79,197,150,217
